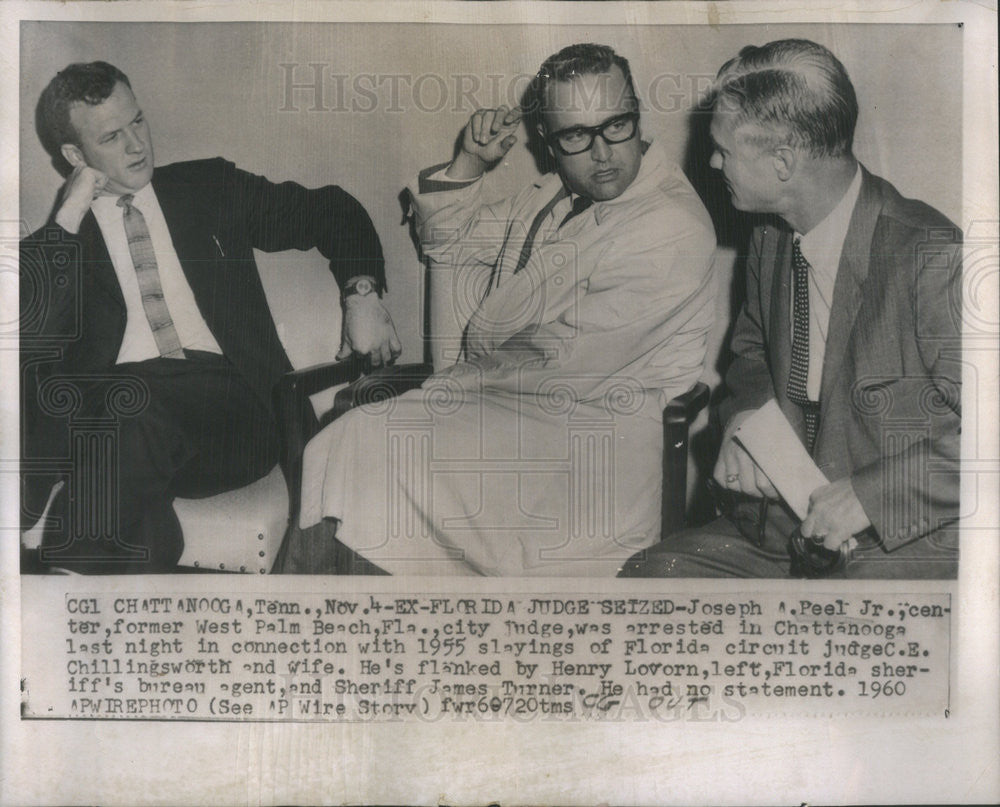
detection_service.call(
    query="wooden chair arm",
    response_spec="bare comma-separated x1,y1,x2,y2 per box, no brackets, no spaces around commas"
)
661,382,711,539
273,357,366,505
323,362,434,428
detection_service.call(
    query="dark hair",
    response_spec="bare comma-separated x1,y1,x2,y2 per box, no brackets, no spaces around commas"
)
529,43,639,121
713,39,858,157
35,61,132,160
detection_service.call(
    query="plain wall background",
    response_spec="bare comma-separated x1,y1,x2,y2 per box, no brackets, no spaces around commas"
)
20,22,962,363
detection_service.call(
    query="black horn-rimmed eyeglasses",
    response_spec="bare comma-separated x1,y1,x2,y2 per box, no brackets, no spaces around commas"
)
545,112,640,156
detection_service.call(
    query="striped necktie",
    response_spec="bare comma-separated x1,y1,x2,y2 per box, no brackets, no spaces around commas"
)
117,194,185,359
786,237,819,450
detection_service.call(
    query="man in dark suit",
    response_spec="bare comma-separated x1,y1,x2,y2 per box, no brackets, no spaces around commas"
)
20,61,400,572
620,39,961,579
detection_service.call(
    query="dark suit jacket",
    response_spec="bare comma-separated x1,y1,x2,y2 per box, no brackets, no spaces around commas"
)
20,158,385,518
718,167,961,553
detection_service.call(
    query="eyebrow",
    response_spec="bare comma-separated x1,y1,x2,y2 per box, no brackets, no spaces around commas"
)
98,110,143,143
550,111,635,136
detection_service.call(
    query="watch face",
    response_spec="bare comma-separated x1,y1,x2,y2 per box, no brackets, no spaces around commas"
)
352,278,374,296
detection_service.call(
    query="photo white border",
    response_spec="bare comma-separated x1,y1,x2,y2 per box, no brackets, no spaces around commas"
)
1,2,997,805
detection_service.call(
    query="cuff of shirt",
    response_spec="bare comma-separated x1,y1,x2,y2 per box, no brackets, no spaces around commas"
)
418,162,481,194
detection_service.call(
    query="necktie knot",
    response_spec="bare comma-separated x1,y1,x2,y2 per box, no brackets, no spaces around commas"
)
117,194,135,210
792,237,809,270
560,196,594,229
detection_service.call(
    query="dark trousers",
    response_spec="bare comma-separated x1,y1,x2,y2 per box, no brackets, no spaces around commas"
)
619,498,958,580
32,352,279,573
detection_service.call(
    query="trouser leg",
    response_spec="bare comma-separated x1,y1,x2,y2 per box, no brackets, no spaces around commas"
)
618,513,791,578
619,505,958,580
38,353,278,573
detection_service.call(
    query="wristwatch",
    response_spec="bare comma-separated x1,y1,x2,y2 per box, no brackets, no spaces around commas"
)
343,276,376,299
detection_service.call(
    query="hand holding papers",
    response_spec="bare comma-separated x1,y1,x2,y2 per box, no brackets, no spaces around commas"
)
732,400,847,577
731,400,828,520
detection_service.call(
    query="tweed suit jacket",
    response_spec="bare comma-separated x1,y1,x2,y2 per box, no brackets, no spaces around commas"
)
718,167,962,552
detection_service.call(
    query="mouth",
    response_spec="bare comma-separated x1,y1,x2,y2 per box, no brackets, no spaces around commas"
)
128,156,148,171
592,168,619,183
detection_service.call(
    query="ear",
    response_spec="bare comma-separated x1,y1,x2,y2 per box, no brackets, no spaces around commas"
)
61,143,86,169
536,123,555,159
771,144,796,182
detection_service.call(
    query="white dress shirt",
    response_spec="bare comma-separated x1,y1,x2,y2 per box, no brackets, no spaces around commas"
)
794,165,863,400
91,183,222,364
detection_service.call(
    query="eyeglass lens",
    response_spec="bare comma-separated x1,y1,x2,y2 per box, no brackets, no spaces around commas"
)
555,114,637,155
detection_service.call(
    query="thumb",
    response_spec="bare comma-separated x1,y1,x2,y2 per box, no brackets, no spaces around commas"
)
336,333,353,361
499,135,517,155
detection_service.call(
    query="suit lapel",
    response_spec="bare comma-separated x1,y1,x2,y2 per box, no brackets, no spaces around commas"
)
78,211,125,310
818,168,882,408
151,168,222,327
766,224,793,397
152,169,205,274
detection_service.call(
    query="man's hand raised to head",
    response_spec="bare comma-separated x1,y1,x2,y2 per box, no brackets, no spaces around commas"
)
446,106,522,181
54,165,109,234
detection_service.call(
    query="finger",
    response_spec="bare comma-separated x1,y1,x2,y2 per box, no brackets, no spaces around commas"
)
713,442,741,490
389,330,402,357
822,530,851,552
800,509,817,539
753,465,779,499
733,447,761,497
491,106,509,136
470,111,484,145
476,110,494,145
712,456,729,488
499,135,518,155
335,339,352,361
503,106,523,126
91,174,109,198
380,342,394,368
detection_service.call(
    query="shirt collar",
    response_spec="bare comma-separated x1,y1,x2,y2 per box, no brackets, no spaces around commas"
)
796,164,863,265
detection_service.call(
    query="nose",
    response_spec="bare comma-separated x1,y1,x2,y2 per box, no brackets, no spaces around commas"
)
709,151,722,171
591,135,612,162
124,128,144,153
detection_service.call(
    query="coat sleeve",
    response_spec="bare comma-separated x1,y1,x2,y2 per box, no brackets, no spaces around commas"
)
407,163,525,274
849,228,962,550
223,159,386,292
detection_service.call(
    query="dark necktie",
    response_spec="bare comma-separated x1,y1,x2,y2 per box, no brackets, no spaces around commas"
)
558,195,594,229
117,194,185,359
786,237,819,450
509,186,569,278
